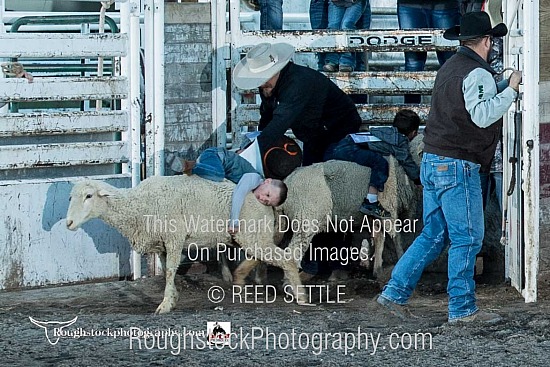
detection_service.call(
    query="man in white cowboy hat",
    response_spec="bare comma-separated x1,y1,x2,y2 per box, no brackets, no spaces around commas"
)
233,42,361,164
233,42,392,219
376,12,521,324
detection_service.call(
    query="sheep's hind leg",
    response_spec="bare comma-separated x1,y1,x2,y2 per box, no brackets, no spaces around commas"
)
233,259,260,285
155,243,183,314
247,246,313,306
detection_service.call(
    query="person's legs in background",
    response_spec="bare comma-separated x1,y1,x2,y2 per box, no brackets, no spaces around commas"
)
354,0,371,72
432,6,461,65
324,3,347,71
258,0,283,30
397,4,429,104
338,1,367,72
310,0,329,70
352,0,371,103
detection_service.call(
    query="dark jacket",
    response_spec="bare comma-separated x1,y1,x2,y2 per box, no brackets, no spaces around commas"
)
258,62,362,164
423,46,501,173
366,126,420,181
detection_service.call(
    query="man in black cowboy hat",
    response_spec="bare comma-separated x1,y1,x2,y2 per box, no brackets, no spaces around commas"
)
377,12,521,324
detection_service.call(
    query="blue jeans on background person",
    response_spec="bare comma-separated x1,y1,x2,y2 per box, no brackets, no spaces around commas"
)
355,1,371,71
325,1,367,69
310,0,329,70
397,3,460,103
259,0,283,30
311,0,371,71
193,147,257,184
380,153,484,320
323,135,389,192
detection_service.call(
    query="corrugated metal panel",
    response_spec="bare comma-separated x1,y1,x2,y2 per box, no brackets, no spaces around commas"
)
0,33,128,58
0,111,128,136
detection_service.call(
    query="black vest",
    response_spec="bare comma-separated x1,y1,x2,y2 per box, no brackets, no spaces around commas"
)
423,47,501,173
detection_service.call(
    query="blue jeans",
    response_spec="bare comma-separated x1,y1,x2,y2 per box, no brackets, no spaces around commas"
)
259,0,283,30
323,136,389,192
310,0,329,70
193,147,257,184
397,4,460,103
381,153,484,320
325,1,367,68
311,0,371,70
355,2,371,71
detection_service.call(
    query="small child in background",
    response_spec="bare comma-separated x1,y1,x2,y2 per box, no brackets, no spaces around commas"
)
346,109,422,217
357,109,422,185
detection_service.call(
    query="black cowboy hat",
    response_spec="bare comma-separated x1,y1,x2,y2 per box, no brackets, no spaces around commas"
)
443,11,507,40
262,136,302,180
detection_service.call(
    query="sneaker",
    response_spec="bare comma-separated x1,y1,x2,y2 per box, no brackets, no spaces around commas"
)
448,310,502,324
322,63,338,72
376,295,418,320
359,200,391,219
339,65,354,72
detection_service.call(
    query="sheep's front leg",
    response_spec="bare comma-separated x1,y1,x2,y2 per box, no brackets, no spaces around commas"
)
155,243,183,314
218,244,233,283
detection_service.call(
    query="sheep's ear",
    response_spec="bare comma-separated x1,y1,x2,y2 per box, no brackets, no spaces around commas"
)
97,189,112,198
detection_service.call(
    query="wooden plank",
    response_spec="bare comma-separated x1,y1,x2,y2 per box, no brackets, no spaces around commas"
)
235,103,431,126
0,111,128,137
0,33,128,58
0,76,128,102
236,29,458,53
0,141,128,169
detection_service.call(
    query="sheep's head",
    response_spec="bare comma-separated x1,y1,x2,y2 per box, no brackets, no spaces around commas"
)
66,180,115,230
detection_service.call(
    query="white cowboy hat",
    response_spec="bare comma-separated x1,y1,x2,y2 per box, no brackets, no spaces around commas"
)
232,43,294,90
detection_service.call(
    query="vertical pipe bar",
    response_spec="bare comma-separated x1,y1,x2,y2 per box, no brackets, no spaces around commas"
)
153,0,164,175
121,0,143,280
0,0,7,113
521,0,539,303
212,0,228,147
144,0,155,178
229,0,242,148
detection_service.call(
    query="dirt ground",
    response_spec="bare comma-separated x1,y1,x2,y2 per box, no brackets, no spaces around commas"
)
1,262,550,367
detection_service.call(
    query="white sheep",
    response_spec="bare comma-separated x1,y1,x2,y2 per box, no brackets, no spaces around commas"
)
232,135,424,281
65,175,305,314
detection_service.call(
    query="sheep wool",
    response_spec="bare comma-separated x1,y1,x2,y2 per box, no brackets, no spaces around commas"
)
66,175,305,314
